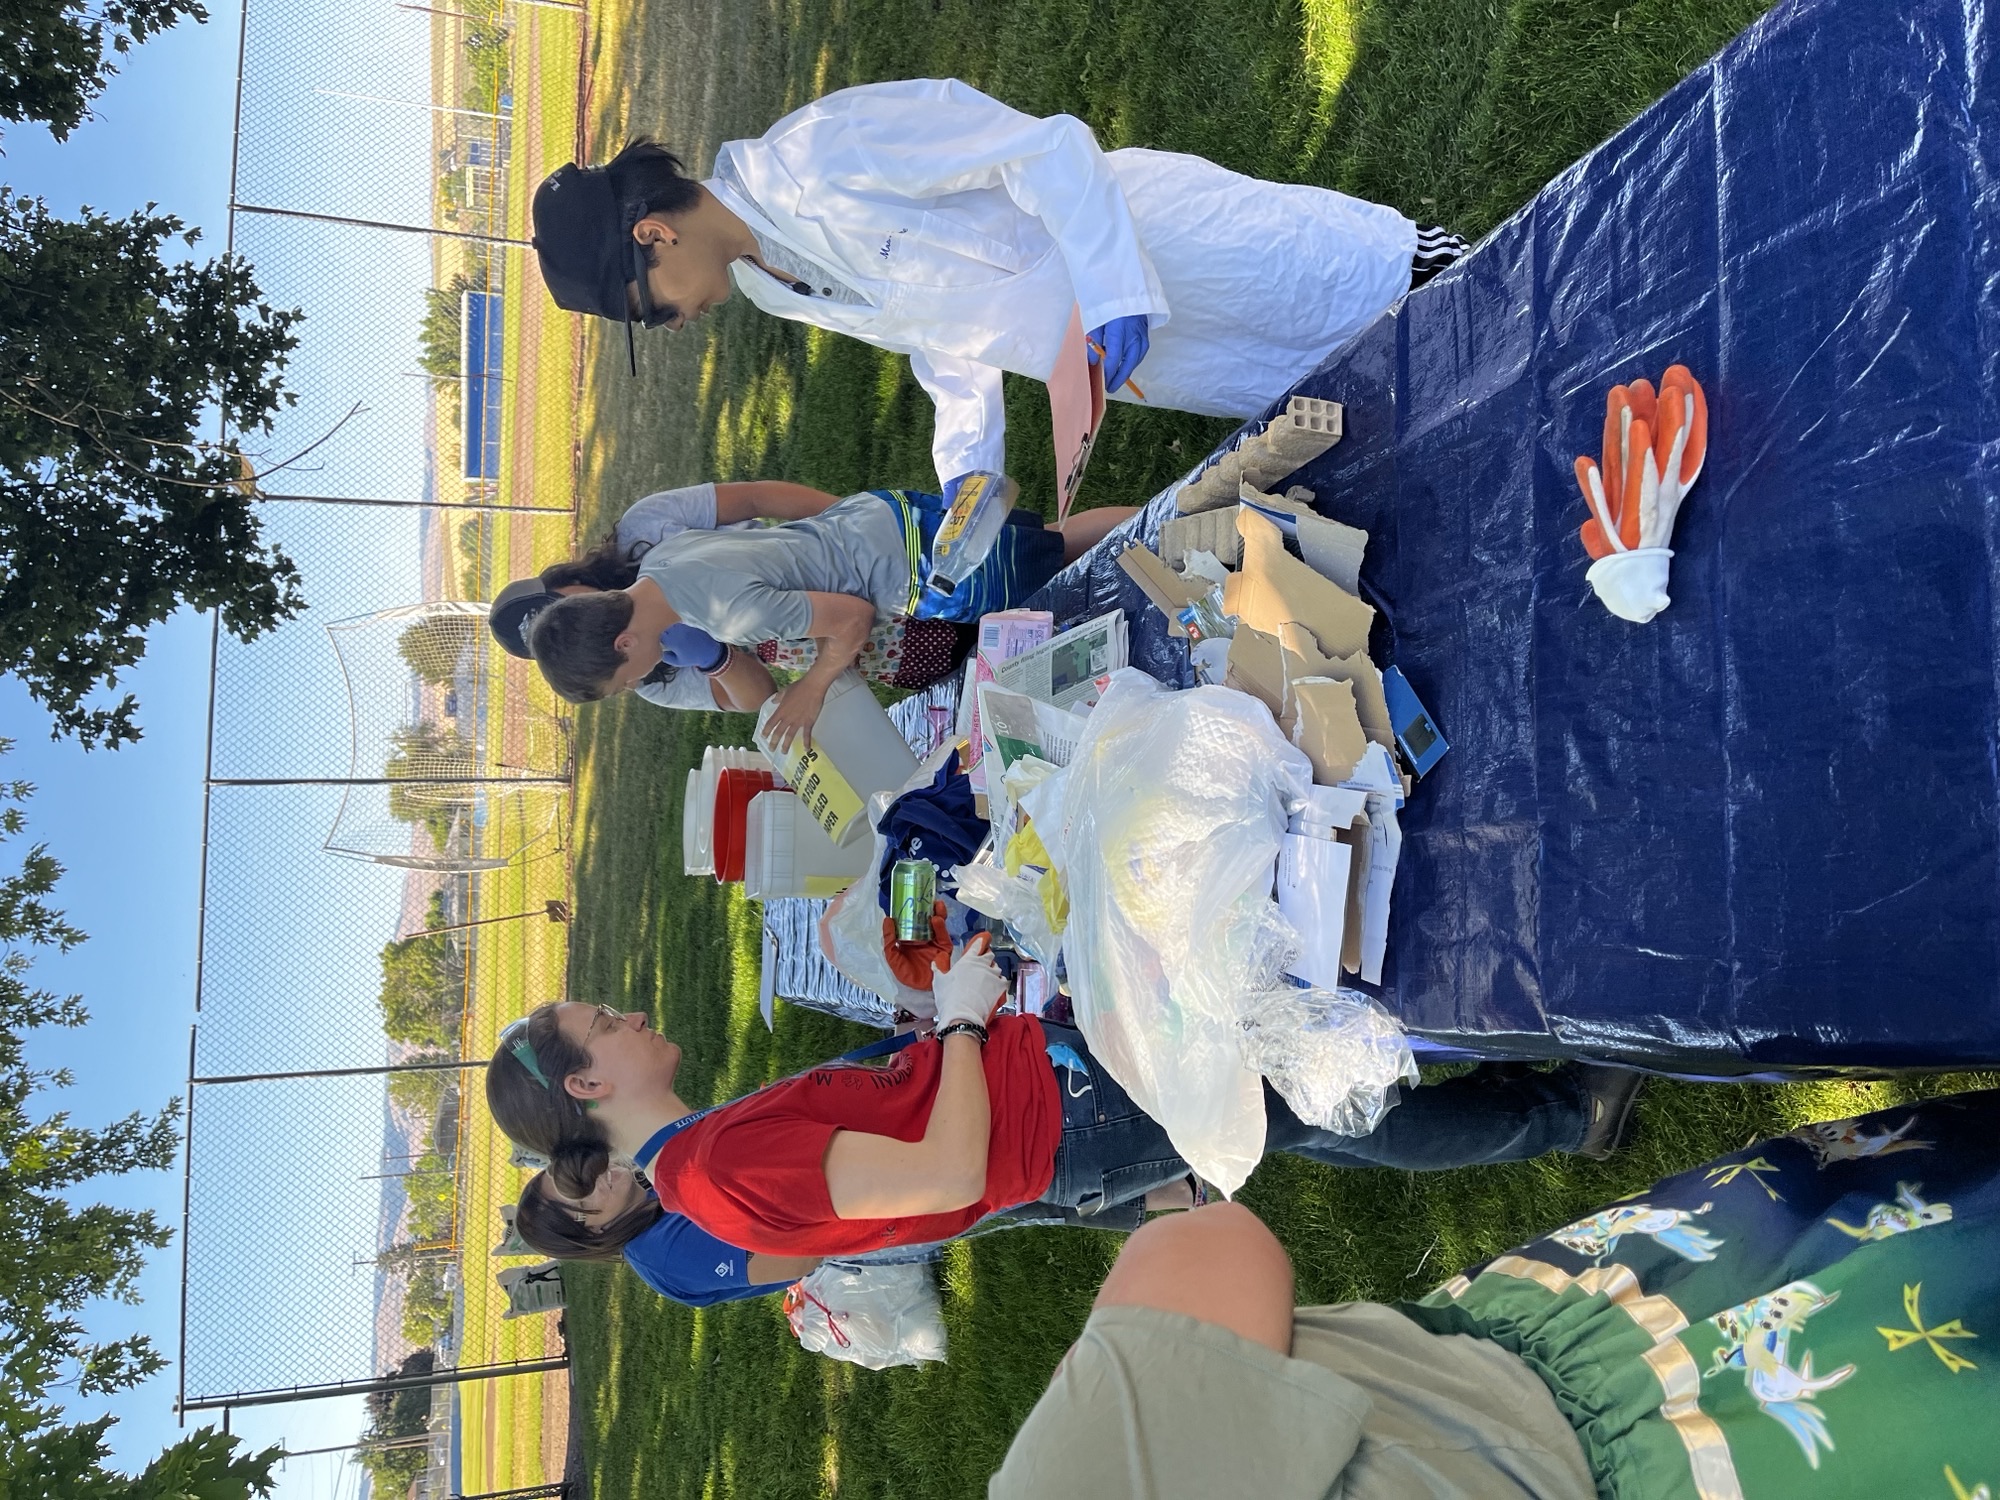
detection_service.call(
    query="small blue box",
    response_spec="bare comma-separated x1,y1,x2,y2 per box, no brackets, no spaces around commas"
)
1381,666,1449,777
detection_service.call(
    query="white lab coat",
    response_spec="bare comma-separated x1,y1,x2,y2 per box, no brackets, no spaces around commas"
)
707,78,1417,487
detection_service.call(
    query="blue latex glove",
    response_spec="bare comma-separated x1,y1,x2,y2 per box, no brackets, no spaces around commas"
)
658,622,727,674
1086,314,1150,396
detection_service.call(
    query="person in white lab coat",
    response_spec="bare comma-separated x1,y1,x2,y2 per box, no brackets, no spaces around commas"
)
531,78,1466,490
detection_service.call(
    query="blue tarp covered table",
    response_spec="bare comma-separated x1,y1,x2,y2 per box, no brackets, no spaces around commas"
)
1035,0,2000,1075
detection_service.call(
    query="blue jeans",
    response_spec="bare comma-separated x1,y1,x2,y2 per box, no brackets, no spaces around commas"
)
1038,1023,1590,1214
843,1196,1147,1268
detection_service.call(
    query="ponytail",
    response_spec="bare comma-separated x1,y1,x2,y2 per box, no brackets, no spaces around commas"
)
538,527,649,593
513,1169,663,1263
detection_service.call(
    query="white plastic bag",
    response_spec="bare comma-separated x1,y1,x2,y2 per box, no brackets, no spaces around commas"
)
1050,670,1313,1196
1239,986,1419,1138
816,742,967,1019
784,1261,948,1370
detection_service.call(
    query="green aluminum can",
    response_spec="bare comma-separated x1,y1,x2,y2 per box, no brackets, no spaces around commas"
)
891,859,936,942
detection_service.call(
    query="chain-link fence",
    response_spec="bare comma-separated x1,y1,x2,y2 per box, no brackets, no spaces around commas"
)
179,1,587,1490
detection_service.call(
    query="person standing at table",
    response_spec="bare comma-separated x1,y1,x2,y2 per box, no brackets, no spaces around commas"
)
529,78,1465,491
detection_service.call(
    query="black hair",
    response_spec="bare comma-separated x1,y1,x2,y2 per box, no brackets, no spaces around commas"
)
513,1168,663,1263
526,591,637,704
606,138,702,222
539,528,646,593
485,1002,613,1198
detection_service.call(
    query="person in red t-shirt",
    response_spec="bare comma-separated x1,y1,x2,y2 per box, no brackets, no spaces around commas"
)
486,942,1646,1259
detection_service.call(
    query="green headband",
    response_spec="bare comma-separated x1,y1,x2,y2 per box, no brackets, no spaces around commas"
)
501,1020,552,1090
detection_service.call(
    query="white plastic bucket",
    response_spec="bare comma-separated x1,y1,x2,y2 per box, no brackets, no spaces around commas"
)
683,768,709,875
686,747,781,877
742,790,874,900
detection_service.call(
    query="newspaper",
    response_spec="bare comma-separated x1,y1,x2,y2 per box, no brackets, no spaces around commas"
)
966,610,1054,794
991,611,1128,712
977,682,1088,840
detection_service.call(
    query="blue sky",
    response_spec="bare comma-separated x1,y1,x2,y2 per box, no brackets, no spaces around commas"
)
4,10,417,1497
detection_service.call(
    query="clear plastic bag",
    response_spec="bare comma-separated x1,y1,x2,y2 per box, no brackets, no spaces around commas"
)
1050,670,1314,1196
783,1261,948,1370
1238,986,1419,1138
953,860,1064,969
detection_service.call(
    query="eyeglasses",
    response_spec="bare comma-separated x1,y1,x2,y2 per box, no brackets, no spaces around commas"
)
583,1004,625,1044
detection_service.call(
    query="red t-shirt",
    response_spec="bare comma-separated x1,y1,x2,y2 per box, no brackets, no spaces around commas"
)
650,1014,1062,1257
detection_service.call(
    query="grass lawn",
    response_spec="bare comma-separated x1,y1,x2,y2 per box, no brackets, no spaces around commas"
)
551,2,1998,1498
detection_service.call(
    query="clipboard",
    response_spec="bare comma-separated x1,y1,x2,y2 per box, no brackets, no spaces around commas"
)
1048,306,1106,524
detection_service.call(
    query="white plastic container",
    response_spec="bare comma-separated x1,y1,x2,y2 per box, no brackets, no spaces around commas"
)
742,790,874,899
755,671,918,846
686,747,781,877
683,768,709,875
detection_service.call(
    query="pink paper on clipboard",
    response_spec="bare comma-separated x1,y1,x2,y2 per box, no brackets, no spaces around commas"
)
1048,306,1105,524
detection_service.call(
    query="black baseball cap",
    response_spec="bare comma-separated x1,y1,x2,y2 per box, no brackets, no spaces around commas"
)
532,162,671,375
490,577,561,659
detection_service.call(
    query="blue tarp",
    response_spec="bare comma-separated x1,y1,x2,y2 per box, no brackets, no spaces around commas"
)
1036,0,2000,1075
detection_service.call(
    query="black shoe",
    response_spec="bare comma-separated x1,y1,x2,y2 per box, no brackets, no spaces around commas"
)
1572,1065,1646,1160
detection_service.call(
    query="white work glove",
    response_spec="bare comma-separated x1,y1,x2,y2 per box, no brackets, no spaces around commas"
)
930,934,1008,1030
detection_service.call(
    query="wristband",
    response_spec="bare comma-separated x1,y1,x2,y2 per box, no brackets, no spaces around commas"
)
701,645,734,677
935,1020,988,1046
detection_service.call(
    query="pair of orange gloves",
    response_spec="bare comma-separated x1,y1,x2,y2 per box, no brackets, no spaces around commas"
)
1575,365,1708,558
1574,366,1709,624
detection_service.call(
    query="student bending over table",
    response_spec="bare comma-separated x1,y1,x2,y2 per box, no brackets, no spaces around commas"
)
523,487,1138,750
487,478,842,713
485,946,1644,1261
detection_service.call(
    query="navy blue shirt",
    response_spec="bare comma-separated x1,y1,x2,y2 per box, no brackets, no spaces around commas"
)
621,1211,793,1308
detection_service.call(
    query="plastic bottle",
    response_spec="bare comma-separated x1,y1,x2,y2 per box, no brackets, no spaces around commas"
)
926,471,1019,600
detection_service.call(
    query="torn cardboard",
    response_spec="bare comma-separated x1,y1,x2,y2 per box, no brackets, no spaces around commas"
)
1224,625,1288,723
1278,623,1394,751
1116,543,1211,638
1239,487,1369,595
1290,677,1369,785
1234,508,1374,659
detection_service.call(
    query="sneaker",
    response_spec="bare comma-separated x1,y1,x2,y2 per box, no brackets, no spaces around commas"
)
1572,1065,1646,1160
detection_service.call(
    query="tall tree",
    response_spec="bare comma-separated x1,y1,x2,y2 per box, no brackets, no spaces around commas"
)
376,893,461,1048
0,741,278,1494
0,0,208,143
0,189,304,748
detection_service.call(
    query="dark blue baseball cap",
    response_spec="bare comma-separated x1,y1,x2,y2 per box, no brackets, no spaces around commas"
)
531,161,670,375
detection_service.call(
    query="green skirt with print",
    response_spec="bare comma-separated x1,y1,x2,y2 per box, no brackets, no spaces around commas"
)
1403,1089,2000,1500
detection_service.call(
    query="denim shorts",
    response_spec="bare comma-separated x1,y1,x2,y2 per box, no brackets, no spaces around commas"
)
1038,1023,1191,1216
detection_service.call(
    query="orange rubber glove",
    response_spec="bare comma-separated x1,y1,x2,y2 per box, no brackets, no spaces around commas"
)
884,899,953,991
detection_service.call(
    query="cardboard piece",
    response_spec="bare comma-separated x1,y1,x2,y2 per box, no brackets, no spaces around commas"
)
1223,625,1289,722
1338,809,1370,975
1239,486,1369,595
1234,508,1374,660
1278,623,1395,751
1048,306,1107,523
1116,543,1210,638
1290,677,1369,784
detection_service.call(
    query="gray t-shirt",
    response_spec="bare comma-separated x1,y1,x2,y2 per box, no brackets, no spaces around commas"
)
989,1302,1597,1500
612,484,744,711
639,490,911,646
613,482,758,554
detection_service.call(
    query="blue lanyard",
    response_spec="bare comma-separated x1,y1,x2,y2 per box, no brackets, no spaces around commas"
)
634,1030,921,1170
